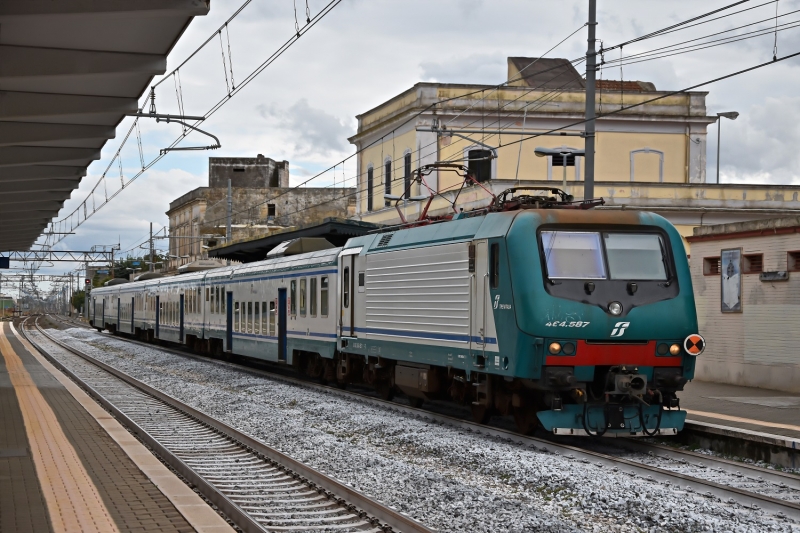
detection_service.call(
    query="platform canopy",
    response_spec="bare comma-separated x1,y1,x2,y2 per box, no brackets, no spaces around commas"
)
0,0,210,251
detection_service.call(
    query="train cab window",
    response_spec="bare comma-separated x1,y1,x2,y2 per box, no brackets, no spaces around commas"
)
247,302,253,333
541,231,606,279
261,302,268,334
321,277,329,316
604,233,667,280
342,268,350,308
234,302,240,332
490,243,500,289
290,280,297,316
269,301,276,336
310,278,317,317
299,278,307,316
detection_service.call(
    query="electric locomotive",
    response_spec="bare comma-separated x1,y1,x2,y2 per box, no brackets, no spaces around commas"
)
89,172,703,436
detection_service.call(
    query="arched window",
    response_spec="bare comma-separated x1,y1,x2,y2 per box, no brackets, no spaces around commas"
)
384,158,392,207
630,148,664,182
367,165,374,211
403,151,412,198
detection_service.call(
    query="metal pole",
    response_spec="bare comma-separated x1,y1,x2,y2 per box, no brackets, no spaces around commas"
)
716,118,721,184
584,0,598,200
149,222,155,272
226,178,232,266
563,157,568,190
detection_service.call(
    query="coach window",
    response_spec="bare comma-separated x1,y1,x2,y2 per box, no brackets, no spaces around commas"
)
310,277,317,317
300,278,307,316
206,287,210,303
261,302,268,334
217,287,223,314
321,276,329,316
343,268,350,308
221,288,226,313
245,302,251,333
210,288,215,314
490,243,500,289
290,280,297,316
254,302,260,334
269,301,276,336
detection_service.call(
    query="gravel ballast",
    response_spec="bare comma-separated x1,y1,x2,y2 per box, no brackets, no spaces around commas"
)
42,327,800,532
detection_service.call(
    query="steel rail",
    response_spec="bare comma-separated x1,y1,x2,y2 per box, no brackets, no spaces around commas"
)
25,316,434,533
48,314,800,520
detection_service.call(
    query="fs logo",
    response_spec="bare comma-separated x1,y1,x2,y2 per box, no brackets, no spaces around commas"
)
493,295,500,309
610,322,630,337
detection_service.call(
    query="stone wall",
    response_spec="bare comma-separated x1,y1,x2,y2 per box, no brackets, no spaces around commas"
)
209,154,289,189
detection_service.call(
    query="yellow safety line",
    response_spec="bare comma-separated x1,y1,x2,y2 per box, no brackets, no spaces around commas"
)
0,326,120,533
686,409,800,433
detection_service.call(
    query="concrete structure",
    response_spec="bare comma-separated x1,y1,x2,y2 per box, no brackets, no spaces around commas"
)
348,57,800,246
688,216,800,393
0,1,209,251
167,156,355,270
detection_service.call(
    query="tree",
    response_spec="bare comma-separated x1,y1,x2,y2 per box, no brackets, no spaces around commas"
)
71,290,85,311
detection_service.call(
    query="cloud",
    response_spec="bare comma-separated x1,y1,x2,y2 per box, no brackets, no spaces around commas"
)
420,53,507,85
257,99,352,157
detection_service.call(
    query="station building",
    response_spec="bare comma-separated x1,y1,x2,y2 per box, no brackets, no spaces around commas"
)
688,216,800,393
166,155,355,271
348,57,800,248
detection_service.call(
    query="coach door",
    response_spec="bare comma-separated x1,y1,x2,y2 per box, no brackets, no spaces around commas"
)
470,240,489,367
179,293,185,342
155,295,160,338
278,288,287,362
339,254,357,337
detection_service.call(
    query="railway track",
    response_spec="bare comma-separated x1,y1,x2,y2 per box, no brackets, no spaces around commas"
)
22,317,432,533
46,314,800,522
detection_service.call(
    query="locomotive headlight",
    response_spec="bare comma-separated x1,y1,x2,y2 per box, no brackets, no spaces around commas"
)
669,344,681,355
608,301,623,316
548,342,562,354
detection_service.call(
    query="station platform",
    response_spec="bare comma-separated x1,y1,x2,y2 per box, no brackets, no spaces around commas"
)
0,321,233,533
680,379,800,441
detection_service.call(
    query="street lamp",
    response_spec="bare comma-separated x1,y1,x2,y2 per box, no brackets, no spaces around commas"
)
715,111,739,184
534,147,586,190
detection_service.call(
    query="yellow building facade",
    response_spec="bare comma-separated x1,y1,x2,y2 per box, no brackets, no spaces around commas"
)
348,58,800,246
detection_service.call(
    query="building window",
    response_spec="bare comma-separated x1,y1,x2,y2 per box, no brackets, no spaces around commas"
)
367,166,374,211
404,152,412,198
310,277,317,317
788,251,800,271
703,257,721,275
467,150,492,183
743,254,763,274
384,159,392,207
321,276,329,316
233,167,245,172
268,204,276,217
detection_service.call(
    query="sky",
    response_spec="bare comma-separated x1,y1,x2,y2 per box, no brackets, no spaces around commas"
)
24,0,800,282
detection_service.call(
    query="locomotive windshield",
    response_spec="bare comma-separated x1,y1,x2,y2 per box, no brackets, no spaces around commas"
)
541,230,668,281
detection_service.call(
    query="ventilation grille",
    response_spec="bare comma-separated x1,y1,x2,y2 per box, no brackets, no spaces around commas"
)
377,233,394,247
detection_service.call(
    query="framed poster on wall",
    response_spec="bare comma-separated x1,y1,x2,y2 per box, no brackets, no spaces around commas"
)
720,247,742,313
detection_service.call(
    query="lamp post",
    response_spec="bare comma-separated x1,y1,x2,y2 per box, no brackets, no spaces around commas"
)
716,111,739,184
534,147,586,190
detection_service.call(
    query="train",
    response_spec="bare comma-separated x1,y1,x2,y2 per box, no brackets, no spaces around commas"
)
89,178,704,437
